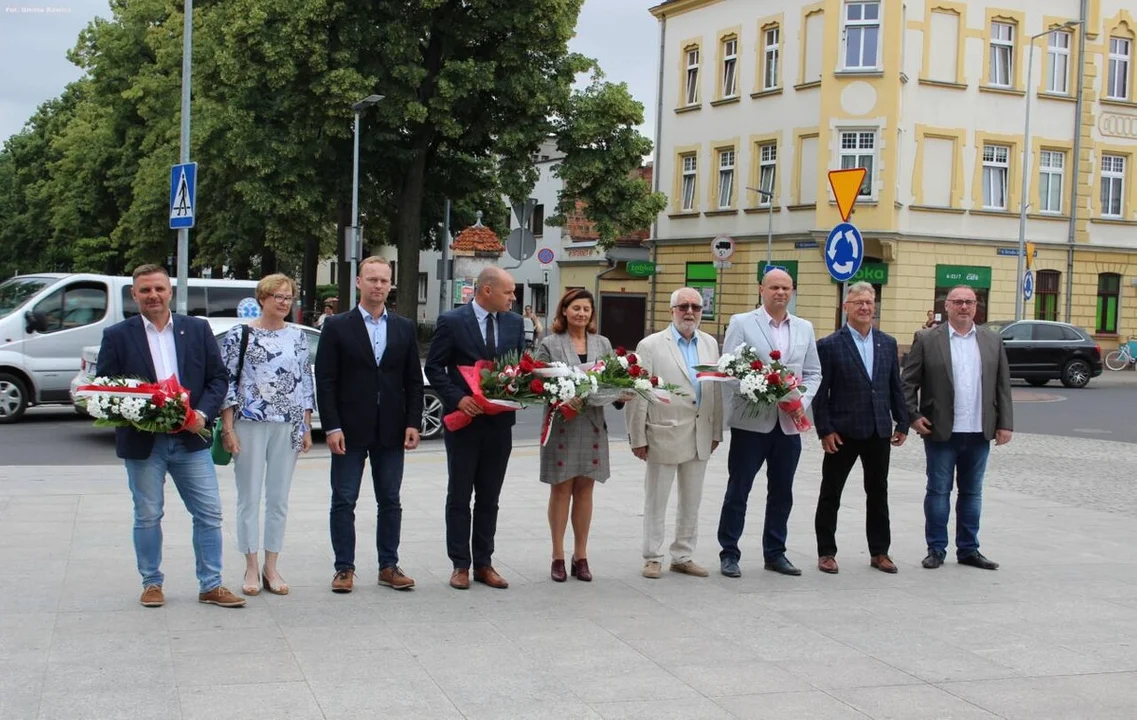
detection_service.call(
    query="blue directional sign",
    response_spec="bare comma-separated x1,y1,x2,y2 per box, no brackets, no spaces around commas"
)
824,222,864,282
169,162,197,229
1023,270,1034,301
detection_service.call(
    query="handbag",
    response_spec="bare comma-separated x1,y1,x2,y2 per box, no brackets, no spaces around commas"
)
211,324,250,466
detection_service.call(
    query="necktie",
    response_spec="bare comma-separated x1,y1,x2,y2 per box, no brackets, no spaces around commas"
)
485,313,496,357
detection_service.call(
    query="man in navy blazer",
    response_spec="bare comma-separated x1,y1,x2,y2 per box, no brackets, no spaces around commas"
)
424,267,525,590
315,257,424,594
812,282,909,574
95,265,244,608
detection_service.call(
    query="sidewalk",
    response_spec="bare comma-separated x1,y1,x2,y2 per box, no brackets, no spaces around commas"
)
2,430,1137,719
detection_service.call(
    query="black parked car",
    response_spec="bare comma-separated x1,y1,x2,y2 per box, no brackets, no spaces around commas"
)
983,320,1103,388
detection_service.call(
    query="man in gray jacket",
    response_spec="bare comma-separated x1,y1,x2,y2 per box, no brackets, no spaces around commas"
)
901,285,1013,571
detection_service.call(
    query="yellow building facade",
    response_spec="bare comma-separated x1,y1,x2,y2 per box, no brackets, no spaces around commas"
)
648,0,1137,348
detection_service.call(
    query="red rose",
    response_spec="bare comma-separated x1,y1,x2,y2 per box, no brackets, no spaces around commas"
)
628,365,642,377
766,373,782,386
769,350,782,361
519,355,535,373
750,360,764,371
650,376,660,387
615,346,627,357
529,379,545,395
627,353,638,365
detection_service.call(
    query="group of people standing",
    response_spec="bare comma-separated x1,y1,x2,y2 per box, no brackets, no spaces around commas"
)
98,258,1012,609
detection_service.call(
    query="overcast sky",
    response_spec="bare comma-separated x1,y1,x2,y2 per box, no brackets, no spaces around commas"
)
0,0,661,146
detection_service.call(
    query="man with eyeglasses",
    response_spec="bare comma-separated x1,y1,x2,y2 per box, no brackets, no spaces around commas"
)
717,268,821,578
626,288,723,579
902,285,1012,571
812,282,909,575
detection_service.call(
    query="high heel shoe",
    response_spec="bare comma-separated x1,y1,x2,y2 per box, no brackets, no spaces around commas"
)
570,556,592,582
261,567,289,596
241,570,261,596
550,559,567,583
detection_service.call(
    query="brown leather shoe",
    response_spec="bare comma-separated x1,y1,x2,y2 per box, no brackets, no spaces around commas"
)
331,569,356,593
378,566,415,590
871,555,898,574
198,586,246,608
449,568,470,590
473,566,509,589
818,555,839,574
570,557,592,582
139,585,164,607
551,559,567,583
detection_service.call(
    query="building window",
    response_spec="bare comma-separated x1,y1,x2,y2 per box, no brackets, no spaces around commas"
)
685,46,700,105
722,37,738,97
1035,269,1060,321
1102,154,1126,218
530,283,548,315
982,144,1010,210
758,143,777,206
1097,272,1121,334
842,1,880,70
1108,37,1131,100
989,21,1015,87
1039,150,1065,214
1046,31,1071,94
763,27,780,89
839,130,875,196
681,154,698,211
531,204,545,236
717,149,736,209
417,272,428,304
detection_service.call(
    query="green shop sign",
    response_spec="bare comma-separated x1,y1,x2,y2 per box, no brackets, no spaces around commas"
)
757,260,799,283
626,260,656,277
831,261,889,284
936,264,992,289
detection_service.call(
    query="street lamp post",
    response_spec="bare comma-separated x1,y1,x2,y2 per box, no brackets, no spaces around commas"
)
348,94,384,309
1016,21,1081,321
746,186,775,266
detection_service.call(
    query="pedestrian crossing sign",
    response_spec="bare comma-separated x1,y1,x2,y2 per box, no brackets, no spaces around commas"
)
169,162,197,229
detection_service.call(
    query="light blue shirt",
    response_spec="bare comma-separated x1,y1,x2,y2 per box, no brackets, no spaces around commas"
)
358,305,388,364
848,325,873,377
471,300,496,346
671,324,701,405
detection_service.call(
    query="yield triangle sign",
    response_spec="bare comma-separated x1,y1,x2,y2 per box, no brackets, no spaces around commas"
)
828,168,867,223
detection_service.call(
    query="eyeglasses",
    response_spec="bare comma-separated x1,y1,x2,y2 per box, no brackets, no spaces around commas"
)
947,299,976,307
845,299,874,307
270,294,295,304
672,303,703,312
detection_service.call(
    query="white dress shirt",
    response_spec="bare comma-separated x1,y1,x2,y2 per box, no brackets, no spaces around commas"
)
143,314,179,382
949,324,982,433
759,307,791,355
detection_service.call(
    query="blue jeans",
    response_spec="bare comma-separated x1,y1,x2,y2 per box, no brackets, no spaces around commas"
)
923,433,990,558
124,434,224,593
718,425,802,562
330,444,405,571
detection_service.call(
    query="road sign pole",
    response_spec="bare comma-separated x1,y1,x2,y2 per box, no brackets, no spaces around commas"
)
175,0,193,315
348,110,361,309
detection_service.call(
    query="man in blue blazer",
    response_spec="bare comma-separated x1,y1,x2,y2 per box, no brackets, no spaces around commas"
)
812,282,909,575
424,267,525,590
95,265,243,608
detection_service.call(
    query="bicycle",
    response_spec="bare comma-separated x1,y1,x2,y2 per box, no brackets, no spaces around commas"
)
1104,337,1137,371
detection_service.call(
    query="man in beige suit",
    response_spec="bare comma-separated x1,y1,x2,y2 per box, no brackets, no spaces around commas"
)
627,287,724,579
902,285,1013,571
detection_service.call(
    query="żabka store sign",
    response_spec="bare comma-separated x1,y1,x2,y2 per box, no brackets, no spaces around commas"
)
1099,112,1137,140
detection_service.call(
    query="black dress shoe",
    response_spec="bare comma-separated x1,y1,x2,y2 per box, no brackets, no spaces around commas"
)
763,556,802,576
921,552,945,569
958,552,999,570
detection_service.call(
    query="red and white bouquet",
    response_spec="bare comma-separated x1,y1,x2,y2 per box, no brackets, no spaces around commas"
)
695,346,811,431
73,375,209,438
587,346,682,404
529,362,599,445
442,351,546,432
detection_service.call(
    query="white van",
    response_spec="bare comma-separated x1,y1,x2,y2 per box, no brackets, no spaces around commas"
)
0,273,260,423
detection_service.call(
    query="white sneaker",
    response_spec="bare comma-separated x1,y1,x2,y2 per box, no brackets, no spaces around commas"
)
642,561,662,579
669,560,709,577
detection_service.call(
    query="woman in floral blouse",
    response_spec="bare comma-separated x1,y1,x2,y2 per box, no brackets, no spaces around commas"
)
219,274,315,596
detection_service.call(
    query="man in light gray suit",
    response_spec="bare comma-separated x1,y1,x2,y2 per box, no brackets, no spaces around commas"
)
717,269,821,577
627,287,724,580
902,285,1012,571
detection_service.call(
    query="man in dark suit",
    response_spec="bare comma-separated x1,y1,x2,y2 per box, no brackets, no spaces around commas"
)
425,266,525,590
812,282,909,575
95,264,244,608
902,285,1013,571
315,257,424,593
